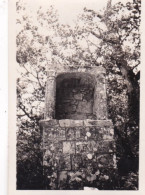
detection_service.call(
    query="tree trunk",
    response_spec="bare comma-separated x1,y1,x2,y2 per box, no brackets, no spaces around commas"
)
116,59,139,125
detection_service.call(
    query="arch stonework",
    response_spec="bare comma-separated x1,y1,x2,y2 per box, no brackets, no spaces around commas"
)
40,66,117,190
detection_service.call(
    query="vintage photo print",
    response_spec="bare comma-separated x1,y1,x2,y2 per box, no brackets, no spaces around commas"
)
8,0,145,194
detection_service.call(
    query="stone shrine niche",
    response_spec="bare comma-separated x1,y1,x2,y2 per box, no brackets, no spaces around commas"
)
44,66,108,120
55,73,96,120
40,66,117,190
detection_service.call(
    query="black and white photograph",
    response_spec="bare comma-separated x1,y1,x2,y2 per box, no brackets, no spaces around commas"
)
8,0,143,192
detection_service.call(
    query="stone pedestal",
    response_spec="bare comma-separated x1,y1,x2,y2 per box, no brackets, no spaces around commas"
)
40,119,116,190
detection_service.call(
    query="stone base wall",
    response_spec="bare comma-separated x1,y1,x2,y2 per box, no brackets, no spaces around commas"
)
40,119,117,190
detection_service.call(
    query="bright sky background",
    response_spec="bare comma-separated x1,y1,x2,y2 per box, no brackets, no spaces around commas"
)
24,0,131,25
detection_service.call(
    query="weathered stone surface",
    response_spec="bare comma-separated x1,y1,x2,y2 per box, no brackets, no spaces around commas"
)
76,125,114,141
66,113,88,120
63,104,77,113
72,154,83,170
77,100,93,114
84,127,100,140
96,140,116,153
76,141,88,154
75,140,115,155
63,141,75,154
72,120,84,126
45,76,56,119
43,127,66,141
41,66,117,190
66,128,75,140
58,128,66,141
103,127,114,140
55,73,95,119
46,129,59,140
59,119,71,127
75,127,86,140
59,154,71,170
86,140,99,153
81,153,98,169
93,74,108,120
44,141,63,157
40,119,58,127
84,119,113,127
59,119,84,127
74,93,83,100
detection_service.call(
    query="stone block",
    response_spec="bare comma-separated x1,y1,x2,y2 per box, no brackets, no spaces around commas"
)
103,127,114,140
44,141,63,157
59,154,71,170
84,119,99,126
59,119,71,127
63,103,77,113
76,141,88,154
43,128,66,141
72,120,84,126
97,104,108,120
77,101,93,114
82,126,105,140
59,119,84,127
58,128,66,141
72,154,83,170
81,153,97,169
46,129,59,140
86,140,98,153
84,119,113,127
81,123,114,140
97,120,113,127
85,140,115,153
66,128,75,140
40,119,58,127
85,127,99,140
63,141,75,154
96,140,115,153
75,127,86,140
54,141,63,155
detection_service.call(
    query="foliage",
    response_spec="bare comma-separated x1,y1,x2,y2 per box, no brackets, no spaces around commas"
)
16,0,140,190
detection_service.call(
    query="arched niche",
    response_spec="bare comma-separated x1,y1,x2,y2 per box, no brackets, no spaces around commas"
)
44,66,108,120
55,72,96,120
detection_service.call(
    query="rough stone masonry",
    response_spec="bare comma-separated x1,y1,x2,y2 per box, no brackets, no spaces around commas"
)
39,66,117,190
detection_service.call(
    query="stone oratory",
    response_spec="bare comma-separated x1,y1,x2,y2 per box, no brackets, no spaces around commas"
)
40,66,116,190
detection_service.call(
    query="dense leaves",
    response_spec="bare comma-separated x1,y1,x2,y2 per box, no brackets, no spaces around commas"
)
16,0,140,190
